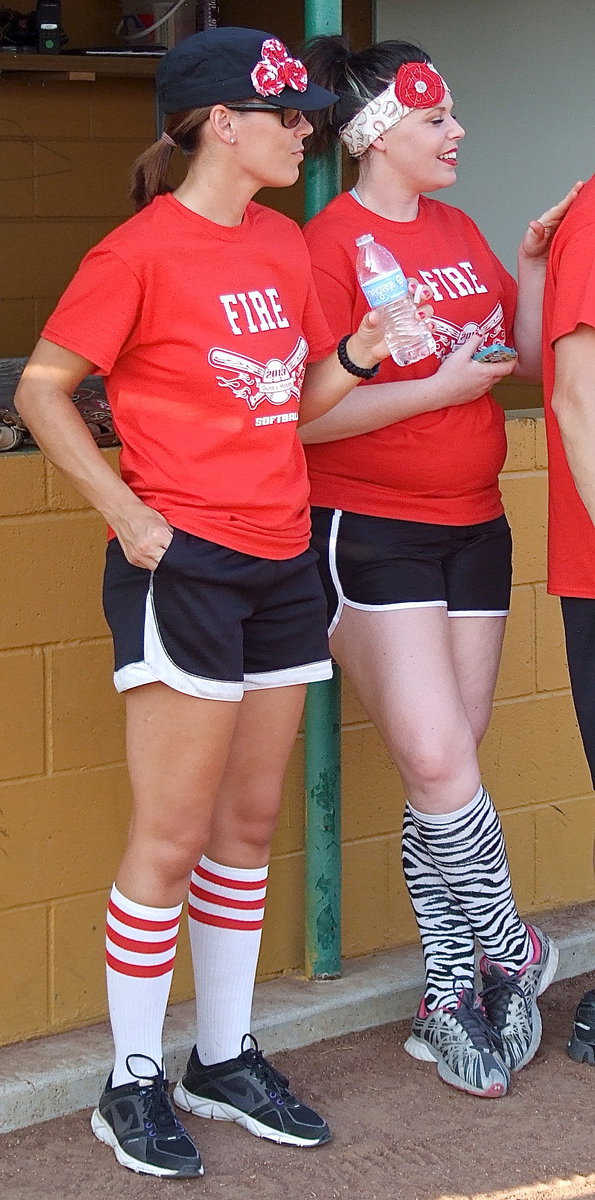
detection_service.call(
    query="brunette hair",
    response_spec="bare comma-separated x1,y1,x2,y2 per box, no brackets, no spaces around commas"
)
303,34,431,157
129,107,212,211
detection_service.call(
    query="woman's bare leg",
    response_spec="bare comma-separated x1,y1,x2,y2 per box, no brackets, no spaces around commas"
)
187,683,306,1065
207,682,306,864
330,604,531,1098
117,682,240,906
105,682,239,1087
330,604,481,814
449,614,506,745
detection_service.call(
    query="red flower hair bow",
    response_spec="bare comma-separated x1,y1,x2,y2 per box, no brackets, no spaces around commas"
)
251,38,308,97
395,61,446,109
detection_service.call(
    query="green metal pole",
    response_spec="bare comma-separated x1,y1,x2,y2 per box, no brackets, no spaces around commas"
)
304,0,343,980
303,0,342,224
304,668,342,978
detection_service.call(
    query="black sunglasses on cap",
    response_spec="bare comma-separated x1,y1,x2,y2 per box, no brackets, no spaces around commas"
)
225,103,304,129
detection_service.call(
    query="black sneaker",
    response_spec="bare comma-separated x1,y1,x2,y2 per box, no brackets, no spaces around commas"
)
567,990,595,1064
91,1055,203,1177
173,1034,331,1147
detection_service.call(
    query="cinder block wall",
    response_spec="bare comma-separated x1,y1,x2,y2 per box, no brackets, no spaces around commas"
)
1,418,593,1046
0,69,155,358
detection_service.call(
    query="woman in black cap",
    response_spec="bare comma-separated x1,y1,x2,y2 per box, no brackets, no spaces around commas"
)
15,26,389,1179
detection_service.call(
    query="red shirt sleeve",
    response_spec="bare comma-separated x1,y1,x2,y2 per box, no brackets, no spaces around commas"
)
301,270,336,362
549,225,595,346
42,247,144,374
310,262,357,345
305,218,358,345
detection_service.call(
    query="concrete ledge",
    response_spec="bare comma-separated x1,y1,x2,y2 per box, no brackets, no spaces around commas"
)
1,901,593,1136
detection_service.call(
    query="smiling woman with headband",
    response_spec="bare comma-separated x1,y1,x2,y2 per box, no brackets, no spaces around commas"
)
300,33,581,1102
13,25,392,1180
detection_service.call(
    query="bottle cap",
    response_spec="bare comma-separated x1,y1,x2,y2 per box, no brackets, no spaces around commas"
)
355,234,374,246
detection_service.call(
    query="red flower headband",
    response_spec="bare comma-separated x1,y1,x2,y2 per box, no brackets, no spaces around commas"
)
394,61,446,109
340,60,449,157
251,38,308,98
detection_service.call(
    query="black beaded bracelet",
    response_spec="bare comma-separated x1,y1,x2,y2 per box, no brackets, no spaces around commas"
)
337,334,380,379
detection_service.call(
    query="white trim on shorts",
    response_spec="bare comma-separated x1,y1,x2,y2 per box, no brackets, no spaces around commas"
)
448,609,509,618
344,599,447,613
244,658,332,690
341,600,508,619
328,510,345,636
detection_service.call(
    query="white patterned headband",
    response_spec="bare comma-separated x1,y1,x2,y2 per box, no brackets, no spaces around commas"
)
340,61,449,158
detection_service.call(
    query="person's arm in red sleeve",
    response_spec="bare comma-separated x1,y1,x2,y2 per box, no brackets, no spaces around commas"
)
14,243,175,570
513,182,584,380
551,323,595,524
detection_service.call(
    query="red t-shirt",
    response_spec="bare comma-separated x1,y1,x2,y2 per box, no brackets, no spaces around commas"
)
42,193,335,560
303,192,517,525
542,173,595,597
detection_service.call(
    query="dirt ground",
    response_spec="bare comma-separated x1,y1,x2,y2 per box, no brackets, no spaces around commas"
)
1,972,593,1200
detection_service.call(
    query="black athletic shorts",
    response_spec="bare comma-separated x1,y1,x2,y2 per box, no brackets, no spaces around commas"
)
102,529,332,701
310,507,512,635
561,596,595,786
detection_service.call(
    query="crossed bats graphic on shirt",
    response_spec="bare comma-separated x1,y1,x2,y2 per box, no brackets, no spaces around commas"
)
431,302,507,361
208,304,505,410
208,336,308,410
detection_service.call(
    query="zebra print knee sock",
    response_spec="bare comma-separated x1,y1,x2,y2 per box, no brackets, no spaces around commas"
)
406,785,532,972
402,806,476,1010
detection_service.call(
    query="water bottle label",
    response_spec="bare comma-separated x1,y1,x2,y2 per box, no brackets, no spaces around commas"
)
361,267,408,308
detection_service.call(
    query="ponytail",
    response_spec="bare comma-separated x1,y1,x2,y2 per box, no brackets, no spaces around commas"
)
302,34,350,158
303,34,430,158
129,107,212,211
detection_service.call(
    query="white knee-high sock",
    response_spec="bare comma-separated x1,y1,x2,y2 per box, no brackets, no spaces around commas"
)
106,884,182,1087
188,855,268,1066
407,785,532,971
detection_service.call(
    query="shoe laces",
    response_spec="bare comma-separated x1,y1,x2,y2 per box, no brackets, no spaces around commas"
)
452,988,503,1054
239,1034,292,1105
480,967,531,1027
125,1054,185,1138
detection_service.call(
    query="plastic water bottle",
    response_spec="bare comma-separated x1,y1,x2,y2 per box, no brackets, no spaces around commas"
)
355,234,436,367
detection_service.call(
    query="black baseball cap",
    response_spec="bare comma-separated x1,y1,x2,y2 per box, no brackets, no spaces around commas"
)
156,26,337,114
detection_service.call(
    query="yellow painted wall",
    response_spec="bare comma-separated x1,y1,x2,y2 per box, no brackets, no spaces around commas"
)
0,69,155,358
1,417,593,1046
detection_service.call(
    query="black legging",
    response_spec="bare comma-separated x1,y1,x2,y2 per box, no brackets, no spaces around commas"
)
561,596,595,787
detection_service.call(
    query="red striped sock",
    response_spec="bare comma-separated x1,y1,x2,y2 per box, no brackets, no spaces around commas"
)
106,884,182,1086
188,855,268,1065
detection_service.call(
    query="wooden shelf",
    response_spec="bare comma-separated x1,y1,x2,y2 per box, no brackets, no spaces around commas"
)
0,51,158,80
